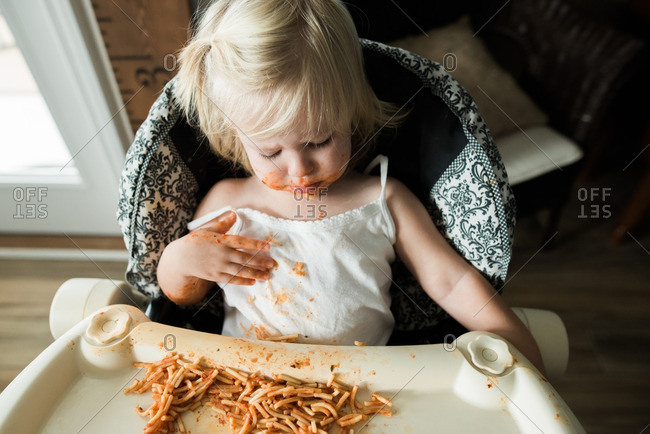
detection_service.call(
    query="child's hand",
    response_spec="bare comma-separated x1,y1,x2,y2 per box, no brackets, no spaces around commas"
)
185,210,274,284
158,210,274,305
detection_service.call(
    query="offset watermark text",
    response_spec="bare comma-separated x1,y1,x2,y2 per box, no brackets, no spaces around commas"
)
577,187,611,219
294,187,327,219
13,186,48,219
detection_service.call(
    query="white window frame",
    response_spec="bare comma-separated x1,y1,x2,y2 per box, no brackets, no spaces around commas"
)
0,0,132,235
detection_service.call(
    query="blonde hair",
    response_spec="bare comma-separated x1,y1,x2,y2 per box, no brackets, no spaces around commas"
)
175,0,402,173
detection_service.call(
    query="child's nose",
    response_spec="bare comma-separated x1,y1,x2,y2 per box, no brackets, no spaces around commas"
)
287,153,313,178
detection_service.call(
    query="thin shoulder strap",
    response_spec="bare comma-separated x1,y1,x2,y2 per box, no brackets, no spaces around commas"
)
363,154,389,200
363,154,395,242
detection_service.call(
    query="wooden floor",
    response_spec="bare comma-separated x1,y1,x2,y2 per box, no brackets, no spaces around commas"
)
503,166,650,434
0,168,648,433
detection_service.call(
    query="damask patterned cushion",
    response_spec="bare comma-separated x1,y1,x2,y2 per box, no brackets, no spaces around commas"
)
359,41,515,335
116,85,226,325
116,39,516,338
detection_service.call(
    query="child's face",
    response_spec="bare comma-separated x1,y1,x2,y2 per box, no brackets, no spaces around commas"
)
236,124,352,195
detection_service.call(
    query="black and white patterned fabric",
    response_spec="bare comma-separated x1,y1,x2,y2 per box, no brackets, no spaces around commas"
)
117,83,227,325
361,40,515,336
116,39,516,339
118,87,193,298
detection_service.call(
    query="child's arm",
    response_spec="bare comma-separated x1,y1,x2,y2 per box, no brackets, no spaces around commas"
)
387,179,546,374
157,210,274,305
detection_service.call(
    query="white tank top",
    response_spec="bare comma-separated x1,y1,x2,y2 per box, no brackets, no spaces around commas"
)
188,155,396,345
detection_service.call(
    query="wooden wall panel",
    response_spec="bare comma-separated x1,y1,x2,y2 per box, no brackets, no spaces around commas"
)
91,0,192,133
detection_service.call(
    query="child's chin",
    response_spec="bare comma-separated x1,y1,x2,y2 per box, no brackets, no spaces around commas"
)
260,182,293,193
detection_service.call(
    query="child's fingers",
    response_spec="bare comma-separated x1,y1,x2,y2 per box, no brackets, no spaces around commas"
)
203,258,271,284
223,263,270,281
212,233,271,251
213,268,265,286
188,230,270,252
229,249,275,271
217,274,256,286
198,210,237,234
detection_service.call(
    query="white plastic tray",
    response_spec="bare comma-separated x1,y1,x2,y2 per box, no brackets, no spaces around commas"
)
0,305,585,433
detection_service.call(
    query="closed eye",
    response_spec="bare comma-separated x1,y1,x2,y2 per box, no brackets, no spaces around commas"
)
260,150,281,160
309,135,333,149
260,135,333,159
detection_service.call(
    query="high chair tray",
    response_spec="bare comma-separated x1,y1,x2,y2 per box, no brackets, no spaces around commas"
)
0,305,584,433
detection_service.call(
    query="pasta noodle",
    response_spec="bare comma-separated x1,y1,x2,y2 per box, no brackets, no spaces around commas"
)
124,352,393,433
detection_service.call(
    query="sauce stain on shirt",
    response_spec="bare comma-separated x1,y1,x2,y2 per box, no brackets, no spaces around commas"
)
289,261,307,276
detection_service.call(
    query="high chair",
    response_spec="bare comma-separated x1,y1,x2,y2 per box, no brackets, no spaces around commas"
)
0,39,584,433
55,39,571,377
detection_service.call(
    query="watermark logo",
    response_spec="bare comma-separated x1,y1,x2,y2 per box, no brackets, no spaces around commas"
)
294,187,327,219
163,54,177,72
13,187,48,219
577,187,611,219
163,333,176,351
442,53,458,72
443,334,458,352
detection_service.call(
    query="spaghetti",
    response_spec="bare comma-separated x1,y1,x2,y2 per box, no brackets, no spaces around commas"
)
124,352,393,433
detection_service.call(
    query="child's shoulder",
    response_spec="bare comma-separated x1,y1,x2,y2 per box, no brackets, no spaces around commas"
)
333,171,382,201
334,171,410,207
382,176,434,226
383,175,411,197
345,171,408,196
194,177,252,219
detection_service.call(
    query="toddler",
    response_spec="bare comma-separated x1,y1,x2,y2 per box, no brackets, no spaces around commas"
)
157,0,544,372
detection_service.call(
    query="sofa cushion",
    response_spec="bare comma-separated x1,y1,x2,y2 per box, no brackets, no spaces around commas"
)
496,126,583,185
389,15,548,138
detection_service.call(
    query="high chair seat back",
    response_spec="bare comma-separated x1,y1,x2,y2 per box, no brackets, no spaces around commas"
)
117,40,516,342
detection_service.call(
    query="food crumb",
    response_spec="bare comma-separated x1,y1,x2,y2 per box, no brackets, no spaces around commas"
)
264,231,283,247
354,340,366,346
290,357,311,369
290,261,307,276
